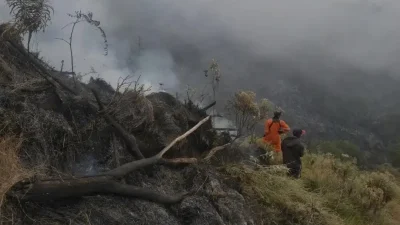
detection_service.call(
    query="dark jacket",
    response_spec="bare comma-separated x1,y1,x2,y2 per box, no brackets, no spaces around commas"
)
281,136,305,168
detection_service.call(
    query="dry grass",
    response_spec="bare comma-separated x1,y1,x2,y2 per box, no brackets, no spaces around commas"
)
254,137,283,165
221,153,400,225
302,153,400,225
0,136,32,208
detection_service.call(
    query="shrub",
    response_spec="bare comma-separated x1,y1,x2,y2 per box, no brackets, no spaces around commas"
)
226,91,273,137
221,163,341,225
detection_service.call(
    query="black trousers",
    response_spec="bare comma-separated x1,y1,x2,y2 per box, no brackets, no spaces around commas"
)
287,166,301,179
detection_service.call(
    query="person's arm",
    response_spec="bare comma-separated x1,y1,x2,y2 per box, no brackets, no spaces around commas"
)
279,120,291,134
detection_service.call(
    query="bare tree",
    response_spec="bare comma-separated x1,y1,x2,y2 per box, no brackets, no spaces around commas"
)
56,11,108,85
6,0,54,53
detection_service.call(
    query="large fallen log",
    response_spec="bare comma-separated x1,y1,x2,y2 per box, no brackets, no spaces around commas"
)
8,116,210,204
9,176,187,204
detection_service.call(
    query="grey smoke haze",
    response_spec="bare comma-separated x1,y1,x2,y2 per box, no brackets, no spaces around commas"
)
1,0,400,98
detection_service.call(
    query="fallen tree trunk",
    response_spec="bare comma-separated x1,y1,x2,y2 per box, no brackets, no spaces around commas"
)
8,116,210,204
9,176,187,204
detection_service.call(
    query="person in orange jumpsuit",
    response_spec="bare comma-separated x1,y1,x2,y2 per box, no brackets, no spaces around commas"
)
263,111,290,152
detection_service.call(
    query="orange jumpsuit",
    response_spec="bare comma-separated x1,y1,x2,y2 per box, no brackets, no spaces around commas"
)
263,119,290,152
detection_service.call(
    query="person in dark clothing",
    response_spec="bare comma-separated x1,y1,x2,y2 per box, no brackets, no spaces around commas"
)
281,129,306,178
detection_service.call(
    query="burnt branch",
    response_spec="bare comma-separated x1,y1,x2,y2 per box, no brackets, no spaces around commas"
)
203,137,239,162
103,116,211,177
203,143,231,162
200,101,216,111
160,158,198,165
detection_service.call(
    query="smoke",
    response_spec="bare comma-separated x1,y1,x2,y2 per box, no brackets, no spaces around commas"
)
71,154,103,176
102,0,400,72
2,0,400,99
131,49,181,92
95,0,400,101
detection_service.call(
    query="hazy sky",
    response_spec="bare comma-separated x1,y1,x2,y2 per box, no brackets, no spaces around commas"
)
1,0,400,96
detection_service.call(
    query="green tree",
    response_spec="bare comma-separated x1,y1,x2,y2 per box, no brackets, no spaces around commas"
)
6,0,54,53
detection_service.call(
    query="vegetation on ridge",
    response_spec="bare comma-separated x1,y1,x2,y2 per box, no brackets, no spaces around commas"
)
221,153,400,225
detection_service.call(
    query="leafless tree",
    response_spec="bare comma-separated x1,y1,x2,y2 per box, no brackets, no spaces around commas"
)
56,11,108,86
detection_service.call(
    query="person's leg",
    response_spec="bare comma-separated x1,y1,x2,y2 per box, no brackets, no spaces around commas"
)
288,167,301,179
257,150,267,165
270,151,282,165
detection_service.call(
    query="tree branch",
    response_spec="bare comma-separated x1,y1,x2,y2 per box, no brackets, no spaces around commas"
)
200,101,216,111
55,37,70,45
160,158,198,165
203,136,240,162
103,116,211,177
203,143,231,162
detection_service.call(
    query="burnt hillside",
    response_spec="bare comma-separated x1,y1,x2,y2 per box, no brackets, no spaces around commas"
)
0,24,258,225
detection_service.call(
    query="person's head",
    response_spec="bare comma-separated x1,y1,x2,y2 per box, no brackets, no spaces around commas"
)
293,129,306,138
273,111,282,119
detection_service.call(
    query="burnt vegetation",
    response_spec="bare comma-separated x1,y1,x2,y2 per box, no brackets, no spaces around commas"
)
3,2,400,225
0,18,240,224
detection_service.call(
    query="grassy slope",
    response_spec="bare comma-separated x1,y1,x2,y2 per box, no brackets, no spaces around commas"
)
221,153,400,225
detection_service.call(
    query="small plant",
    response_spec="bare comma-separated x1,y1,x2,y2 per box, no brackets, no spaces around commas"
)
6,0,54,53
56,11,108,85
